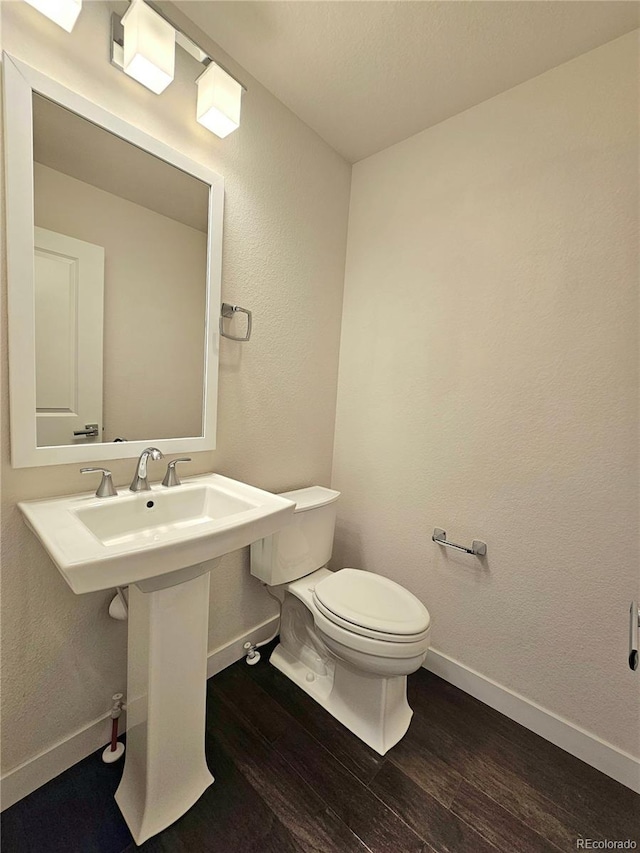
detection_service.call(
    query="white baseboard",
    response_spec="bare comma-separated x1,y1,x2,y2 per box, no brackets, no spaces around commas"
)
0,711,115,812
424,648,640,794
0,615,279,812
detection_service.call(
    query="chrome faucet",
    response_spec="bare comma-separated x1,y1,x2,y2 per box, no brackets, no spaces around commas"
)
129,447,164,492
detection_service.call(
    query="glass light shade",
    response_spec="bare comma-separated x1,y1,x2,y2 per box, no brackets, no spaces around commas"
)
121,0,175,95
196,62,242,139
24,0,82,32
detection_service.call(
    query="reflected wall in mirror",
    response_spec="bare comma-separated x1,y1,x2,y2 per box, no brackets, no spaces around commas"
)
3,53,224,467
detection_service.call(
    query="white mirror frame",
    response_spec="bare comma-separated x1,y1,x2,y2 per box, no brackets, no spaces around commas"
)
3,53,224,468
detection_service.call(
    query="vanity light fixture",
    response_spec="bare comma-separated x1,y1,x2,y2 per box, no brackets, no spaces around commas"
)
23,0,82,32
121,0,175,95
196,62,242,139
111,1,246,138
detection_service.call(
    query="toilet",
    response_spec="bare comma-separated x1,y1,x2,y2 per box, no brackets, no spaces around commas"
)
250,486,431,754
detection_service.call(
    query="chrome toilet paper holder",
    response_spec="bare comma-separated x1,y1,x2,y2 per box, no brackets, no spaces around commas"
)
432,528,487,557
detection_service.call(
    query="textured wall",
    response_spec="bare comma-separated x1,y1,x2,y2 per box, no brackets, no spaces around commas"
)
332,33,639,757
35,163,207,442
1,1,350,773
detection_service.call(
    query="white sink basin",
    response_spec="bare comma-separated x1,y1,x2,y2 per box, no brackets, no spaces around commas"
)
19,473,295,594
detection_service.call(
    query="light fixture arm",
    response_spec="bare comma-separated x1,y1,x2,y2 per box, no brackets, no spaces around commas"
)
146,1,208,63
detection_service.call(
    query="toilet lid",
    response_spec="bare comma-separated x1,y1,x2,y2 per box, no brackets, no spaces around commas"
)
312,569,430,637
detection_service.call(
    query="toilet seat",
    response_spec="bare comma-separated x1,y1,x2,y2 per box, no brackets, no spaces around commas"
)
312,568,431,643
312,602,431,660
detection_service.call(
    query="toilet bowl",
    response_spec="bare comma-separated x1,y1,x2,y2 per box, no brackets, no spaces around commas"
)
250,487,431,754
311,568,431,677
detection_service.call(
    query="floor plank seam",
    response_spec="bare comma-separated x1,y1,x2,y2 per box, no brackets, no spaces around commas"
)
208,683,275,748
241,663,390,786
224,665,435,852
215,735,356,853
271,722,375,791
210,691,373,853
362,768,460,853
449,780,575,853
450,795,549,853
434,696,627,838
274,738,427,853
450,749,609,848
210,675,369,786
385,753,463,810
324,807,375,853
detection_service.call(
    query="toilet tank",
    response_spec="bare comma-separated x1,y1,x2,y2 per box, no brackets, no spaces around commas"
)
250,486,340,585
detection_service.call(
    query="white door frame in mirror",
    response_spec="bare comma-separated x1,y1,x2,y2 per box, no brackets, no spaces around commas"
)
3,52,223,468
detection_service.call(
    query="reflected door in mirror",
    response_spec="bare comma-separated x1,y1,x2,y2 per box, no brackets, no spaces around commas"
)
35,227,104,447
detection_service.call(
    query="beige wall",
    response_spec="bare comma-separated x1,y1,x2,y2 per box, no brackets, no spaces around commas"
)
1,1,350,773
35,163,207,442
332,33,639,758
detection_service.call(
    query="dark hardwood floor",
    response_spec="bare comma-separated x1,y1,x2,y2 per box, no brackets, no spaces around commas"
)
2,640,639,852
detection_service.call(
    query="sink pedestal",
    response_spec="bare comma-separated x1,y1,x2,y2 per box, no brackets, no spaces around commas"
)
115,569,214,845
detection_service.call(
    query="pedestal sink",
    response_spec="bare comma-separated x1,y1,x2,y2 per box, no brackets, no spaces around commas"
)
19,474,295,845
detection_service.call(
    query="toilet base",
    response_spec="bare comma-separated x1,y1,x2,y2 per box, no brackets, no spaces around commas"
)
270,643,412,755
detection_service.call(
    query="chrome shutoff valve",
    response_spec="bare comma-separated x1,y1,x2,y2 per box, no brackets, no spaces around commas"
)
243,641,261,666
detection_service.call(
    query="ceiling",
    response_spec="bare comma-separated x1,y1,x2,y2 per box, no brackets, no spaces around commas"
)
33,94,208,231
179,1,639,163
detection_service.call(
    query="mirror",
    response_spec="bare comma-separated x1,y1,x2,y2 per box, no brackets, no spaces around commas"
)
3,53,224,468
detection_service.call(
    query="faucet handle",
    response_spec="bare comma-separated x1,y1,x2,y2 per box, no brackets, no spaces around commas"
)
162,458,192,488
81,467,117,498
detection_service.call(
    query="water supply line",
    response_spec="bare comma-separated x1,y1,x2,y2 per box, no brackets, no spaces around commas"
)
244,585,282,665
102,693,126,764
